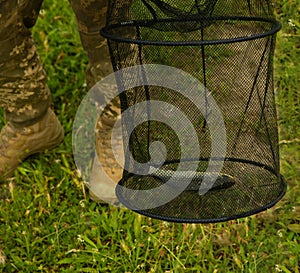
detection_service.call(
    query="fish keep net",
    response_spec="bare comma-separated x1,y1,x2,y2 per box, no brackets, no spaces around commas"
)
100,0,286,223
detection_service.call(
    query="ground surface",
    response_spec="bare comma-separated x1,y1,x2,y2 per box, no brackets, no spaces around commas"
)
0,0,299,272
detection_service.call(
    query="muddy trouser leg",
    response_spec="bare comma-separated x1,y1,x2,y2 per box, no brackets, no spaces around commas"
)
0,0,51,127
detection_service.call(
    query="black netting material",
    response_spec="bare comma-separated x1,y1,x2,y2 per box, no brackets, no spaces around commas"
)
101,0,286,223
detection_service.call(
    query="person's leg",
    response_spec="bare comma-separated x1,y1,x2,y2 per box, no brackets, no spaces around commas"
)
68,0,113,89
0,0,50,124
0,0,64,179
69,0,130,203
18,0,44,29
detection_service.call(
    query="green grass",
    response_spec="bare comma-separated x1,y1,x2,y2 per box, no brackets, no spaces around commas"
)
0,0,299,272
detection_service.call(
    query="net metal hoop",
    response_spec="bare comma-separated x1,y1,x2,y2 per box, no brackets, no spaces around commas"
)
101,16,281,46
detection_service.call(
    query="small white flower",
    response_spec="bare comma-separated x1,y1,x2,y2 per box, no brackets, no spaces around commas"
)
288,19,295,28
77,235,84,243
275,265,283,272
79,200,85,208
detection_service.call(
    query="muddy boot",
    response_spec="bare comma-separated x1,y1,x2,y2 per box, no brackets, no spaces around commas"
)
89,100,124,205
0,108,64,180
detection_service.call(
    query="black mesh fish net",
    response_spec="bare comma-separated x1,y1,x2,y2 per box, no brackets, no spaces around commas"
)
100,0,286,223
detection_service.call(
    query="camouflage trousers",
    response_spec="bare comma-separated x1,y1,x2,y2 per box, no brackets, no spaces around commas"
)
0,0,118,126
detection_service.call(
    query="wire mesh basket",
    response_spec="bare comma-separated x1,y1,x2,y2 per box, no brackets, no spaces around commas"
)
100,0,286,223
